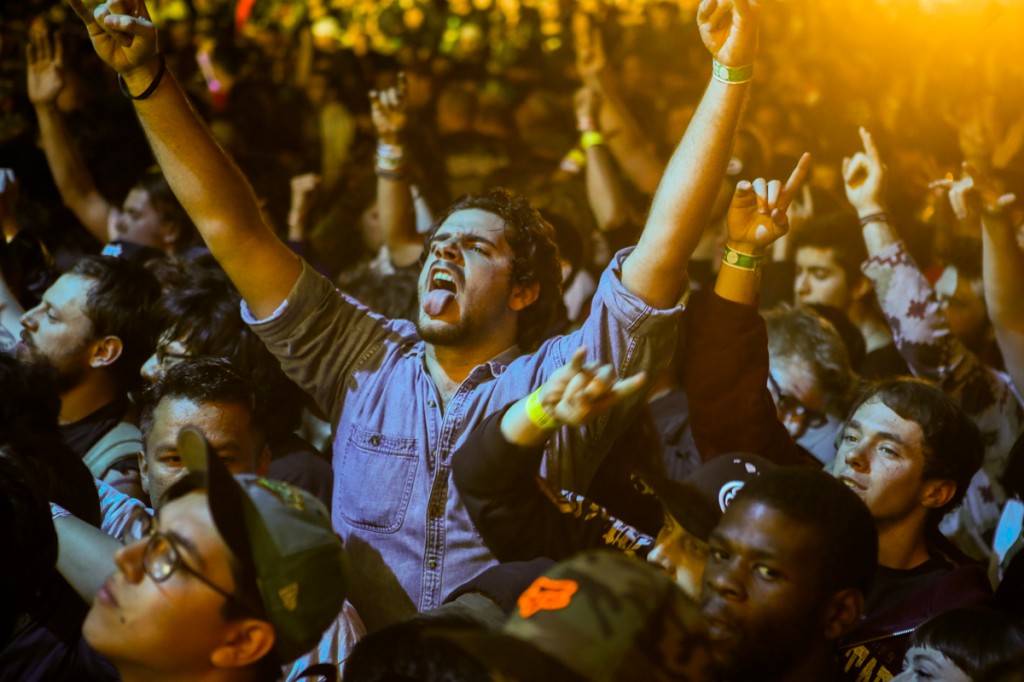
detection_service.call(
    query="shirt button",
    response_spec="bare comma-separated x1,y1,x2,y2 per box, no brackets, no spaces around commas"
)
427,400,436,408
428,559,438,569
369,435,381,446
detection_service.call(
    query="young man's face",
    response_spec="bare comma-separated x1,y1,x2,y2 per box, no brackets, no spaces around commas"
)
140,332,192,384
830,398,940,526
141,397,268,508
794,246,851,310
83,492,242,676
112,187,171,251
646,512,709,600
16,274,98,387
699,499,832,680
417,208,535,347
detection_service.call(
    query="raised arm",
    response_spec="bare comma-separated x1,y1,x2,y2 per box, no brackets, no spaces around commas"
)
943,164,1024,395
574,87,630,233
453,348,647,561
370,77,423,268
621,0,759,309
69,0,301,319
27,27,113,242
573,14,664,196
685,157,817,467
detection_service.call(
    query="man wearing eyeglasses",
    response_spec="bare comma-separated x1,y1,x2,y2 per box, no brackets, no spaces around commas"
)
81,426,348,682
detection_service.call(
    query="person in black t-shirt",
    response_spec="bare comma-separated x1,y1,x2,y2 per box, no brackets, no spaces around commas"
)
834,380,994,682
15,255,160,498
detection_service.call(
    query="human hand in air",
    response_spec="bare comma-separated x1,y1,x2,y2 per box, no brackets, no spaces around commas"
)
931,162,1016,224
574,87,600,131
0,169,21,241
725,152,811,254
573,13,607,85
843,127,887,217
535,348,646,428
697,0,760,68
370,74,408,145
26,22,64,106
287,173,321,241
67,0,158,79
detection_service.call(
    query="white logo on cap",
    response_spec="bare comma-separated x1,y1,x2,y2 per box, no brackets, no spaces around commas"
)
718,481,746,512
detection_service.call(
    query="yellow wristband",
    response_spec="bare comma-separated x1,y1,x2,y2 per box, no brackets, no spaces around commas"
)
525,389,560,430
581,131,605,149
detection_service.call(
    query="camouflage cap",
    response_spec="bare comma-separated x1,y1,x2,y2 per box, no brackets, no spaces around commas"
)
441,550,712,681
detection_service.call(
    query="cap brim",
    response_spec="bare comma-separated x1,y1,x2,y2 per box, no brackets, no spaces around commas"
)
645,476,719,543
177,426,260,594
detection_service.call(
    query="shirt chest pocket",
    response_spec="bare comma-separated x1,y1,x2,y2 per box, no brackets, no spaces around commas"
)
338,424,420,533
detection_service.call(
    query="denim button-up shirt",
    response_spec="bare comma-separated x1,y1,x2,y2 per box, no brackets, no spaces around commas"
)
244,248,684,631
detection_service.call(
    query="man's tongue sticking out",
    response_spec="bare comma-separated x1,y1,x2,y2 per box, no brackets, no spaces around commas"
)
423,289,456,316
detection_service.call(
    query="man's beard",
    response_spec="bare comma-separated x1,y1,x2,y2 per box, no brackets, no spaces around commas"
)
16,344,89,393
416,316,471,346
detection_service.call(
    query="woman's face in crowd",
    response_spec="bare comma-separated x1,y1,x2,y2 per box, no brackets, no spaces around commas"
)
892,646,971,682
647,512,709,600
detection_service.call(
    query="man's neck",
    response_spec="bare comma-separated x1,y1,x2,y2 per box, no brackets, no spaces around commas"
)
876,514,932,570
425,337,518,409
118,666,252,682
59,375,121,425
732,646,839,682
848,303,893,354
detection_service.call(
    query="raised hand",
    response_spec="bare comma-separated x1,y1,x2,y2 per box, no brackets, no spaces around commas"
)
843,127,886,216
0,169,21,240
369,75,408,144
697,0,760,67
574,86,600,131
26,23,65,106
573,13,607,84
66,0,158,78
931,162,1016,223
536,348,646,428
726,152,811,254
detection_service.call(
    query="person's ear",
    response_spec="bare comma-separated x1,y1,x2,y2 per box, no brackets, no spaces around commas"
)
921,479,956,511
508,282,540,312
210,619,275,669
89,336,123,369
161,221,182,249
821,587,864,640
138,451,150,496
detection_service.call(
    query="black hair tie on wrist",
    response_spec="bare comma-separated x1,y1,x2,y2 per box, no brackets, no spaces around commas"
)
118,53,166,101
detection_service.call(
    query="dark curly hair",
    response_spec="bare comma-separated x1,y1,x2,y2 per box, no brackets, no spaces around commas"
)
423,188,564,352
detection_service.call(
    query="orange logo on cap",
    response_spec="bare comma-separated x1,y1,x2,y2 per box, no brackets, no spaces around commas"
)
517,577,578,618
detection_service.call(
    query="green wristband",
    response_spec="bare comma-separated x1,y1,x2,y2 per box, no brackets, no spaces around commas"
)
712,59,753,85
722,245,763,271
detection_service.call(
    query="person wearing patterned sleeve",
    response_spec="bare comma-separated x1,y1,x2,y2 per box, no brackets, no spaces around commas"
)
844,127,1024,560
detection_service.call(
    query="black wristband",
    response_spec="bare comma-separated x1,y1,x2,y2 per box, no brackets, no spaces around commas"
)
118,53,166,101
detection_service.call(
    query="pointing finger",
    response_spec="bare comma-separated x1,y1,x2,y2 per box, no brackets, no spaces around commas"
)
778,152,811,211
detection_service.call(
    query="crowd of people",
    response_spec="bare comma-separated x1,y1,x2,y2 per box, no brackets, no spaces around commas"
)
2,0,1024,679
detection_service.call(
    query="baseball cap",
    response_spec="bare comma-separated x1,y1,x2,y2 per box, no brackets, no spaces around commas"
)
647,453,776,542
437,550,711,681
178,426,349,663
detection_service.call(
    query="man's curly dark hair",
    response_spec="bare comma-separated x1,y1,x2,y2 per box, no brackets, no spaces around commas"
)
423,188,564,352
